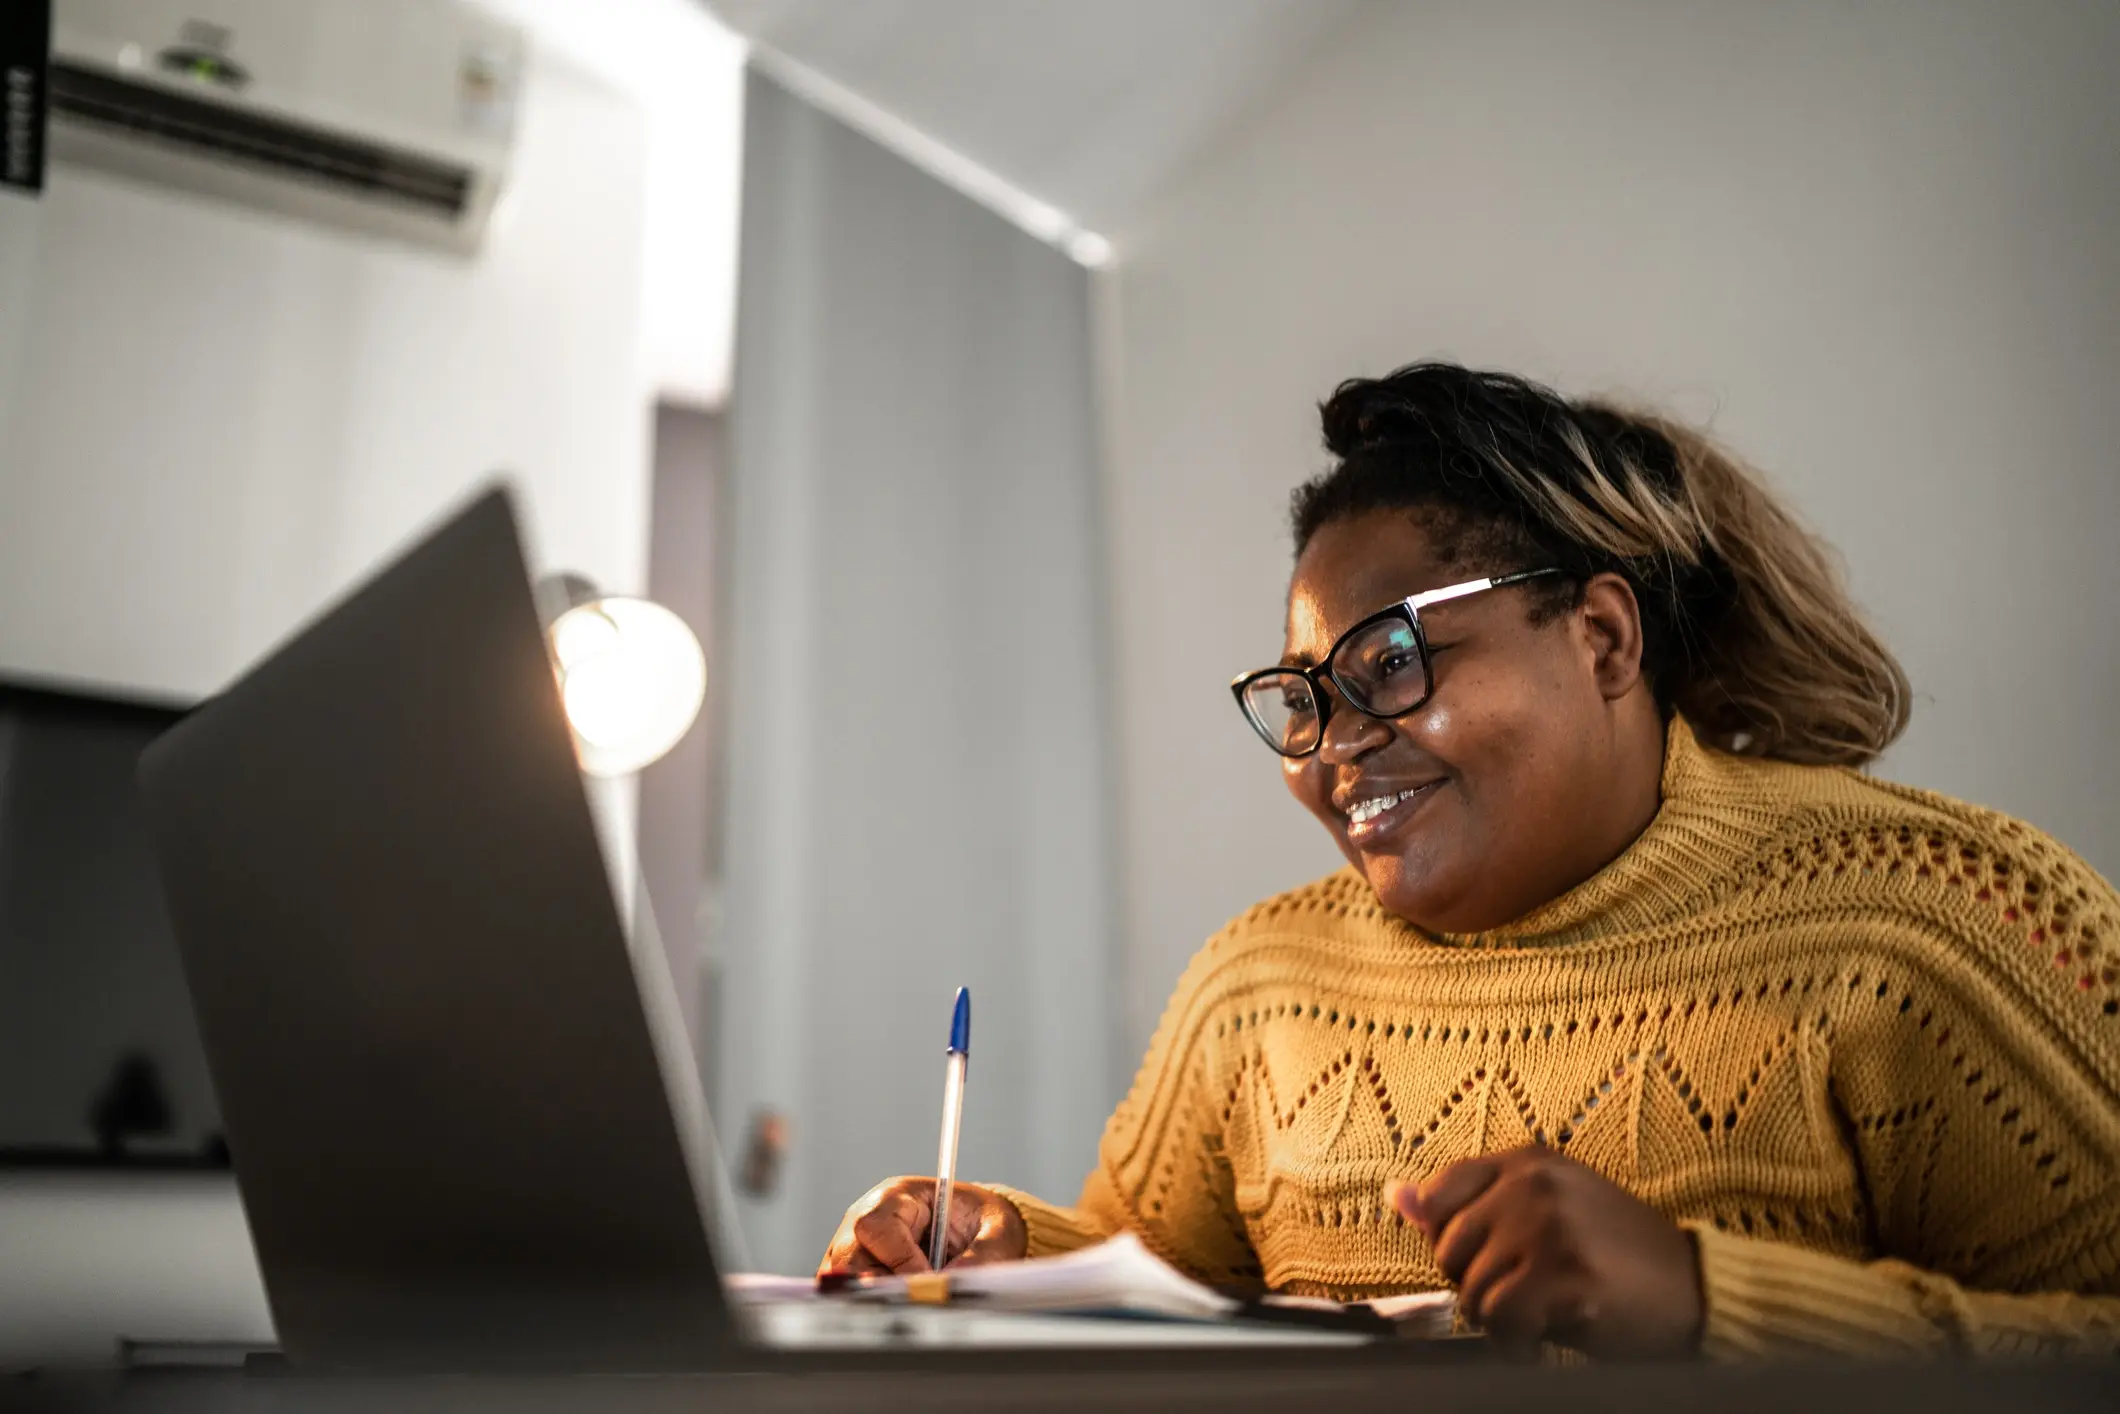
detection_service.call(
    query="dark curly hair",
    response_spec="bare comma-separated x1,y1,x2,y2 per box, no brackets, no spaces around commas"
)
1290,362,1908,767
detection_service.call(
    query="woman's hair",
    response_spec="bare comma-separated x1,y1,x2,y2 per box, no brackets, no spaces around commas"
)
1292,362,1908,767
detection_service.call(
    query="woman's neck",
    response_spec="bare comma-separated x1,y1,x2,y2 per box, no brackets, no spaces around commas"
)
1592,706,1671,878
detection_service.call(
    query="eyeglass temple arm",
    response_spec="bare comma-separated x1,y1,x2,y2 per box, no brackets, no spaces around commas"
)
1404,566,1565,612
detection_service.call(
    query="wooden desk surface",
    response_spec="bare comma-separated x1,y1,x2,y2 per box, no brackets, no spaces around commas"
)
12,1352,2116,1414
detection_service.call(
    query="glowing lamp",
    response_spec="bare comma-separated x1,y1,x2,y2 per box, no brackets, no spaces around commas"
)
536,574,705,778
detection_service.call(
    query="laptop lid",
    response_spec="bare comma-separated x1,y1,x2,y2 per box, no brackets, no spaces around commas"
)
137,486,736,1372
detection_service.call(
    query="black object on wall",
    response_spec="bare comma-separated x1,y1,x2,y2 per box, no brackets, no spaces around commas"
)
0,677,228,1168
1,0,50,195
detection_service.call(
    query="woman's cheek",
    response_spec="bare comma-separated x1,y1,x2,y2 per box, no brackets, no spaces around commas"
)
1284,758,1344,836
1282,755,1318,809
1406,702,1455,752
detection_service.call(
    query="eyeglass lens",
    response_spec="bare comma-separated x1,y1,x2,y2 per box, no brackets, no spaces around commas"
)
1238,614,1433,757
1239,672,1323,756
1332,614,1428,717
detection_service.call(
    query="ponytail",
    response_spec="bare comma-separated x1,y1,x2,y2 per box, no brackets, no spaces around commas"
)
1610,409,1909,766
1296,363,1910,767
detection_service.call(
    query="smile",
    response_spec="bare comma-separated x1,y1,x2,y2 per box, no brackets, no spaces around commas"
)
1346,790,1423,825
1340,780,1444,843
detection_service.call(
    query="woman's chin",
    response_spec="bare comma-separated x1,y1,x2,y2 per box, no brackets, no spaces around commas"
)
1358,836,1510,933
1359,853,1453,930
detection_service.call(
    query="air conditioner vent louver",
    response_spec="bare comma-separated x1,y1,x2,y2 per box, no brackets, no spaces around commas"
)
48,59,472,219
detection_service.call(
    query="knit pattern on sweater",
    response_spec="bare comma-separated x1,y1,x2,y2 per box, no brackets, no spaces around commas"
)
992,718,2120,1358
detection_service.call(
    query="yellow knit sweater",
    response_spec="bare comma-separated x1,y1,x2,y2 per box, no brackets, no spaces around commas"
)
992,718,2120,1359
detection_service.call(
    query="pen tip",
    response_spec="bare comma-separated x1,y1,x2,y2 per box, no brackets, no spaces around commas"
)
949,987,971,1054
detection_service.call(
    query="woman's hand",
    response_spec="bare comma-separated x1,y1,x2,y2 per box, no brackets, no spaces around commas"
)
1390,1146,1704,1358
818,1177,1028,1276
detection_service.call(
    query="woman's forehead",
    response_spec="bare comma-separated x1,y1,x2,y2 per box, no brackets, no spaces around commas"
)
1283,514,1458,653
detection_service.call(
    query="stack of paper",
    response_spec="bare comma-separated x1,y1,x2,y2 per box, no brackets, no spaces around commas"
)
918,1233,1237,1319
727,1233,1458,1336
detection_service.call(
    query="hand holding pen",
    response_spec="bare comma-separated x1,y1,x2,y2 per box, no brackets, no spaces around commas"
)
816,987,1029,1275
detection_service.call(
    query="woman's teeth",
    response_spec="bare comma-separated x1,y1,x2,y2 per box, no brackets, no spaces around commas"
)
1347,788,1424,825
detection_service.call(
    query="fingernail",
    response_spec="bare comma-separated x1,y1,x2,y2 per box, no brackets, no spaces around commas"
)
1388,1180,1422,1220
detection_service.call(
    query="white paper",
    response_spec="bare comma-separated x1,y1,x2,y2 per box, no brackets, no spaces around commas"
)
725,1232,1458,1336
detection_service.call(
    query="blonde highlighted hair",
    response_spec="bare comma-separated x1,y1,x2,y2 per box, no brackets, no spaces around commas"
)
1294,363,1909,767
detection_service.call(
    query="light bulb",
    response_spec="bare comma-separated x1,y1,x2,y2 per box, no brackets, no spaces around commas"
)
550,605,620,671
548,597,705,777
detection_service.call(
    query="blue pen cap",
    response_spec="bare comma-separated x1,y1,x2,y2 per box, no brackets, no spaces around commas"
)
948,986,971,1055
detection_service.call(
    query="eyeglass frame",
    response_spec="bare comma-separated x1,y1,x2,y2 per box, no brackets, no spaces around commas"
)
1229,567,1569,758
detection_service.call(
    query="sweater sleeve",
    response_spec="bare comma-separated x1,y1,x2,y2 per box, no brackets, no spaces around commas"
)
1691,829,2120,1359
988,932,1262,1287
1687,1222,2120,1358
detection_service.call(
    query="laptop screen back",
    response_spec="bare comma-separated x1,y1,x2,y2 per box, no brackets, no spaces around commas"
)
138,488,733,1371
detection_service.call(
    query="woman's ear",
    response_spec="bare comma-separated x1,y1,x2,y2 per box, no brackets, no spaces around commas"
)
1578,573,1647,702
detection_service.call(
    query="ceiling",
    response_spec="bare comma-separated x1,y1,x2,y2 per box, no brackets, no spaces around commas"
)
703,0,1365,247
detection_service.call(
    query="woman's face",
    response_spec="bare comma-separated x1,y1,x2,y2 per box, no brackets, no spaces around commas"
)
1279,510,1662,933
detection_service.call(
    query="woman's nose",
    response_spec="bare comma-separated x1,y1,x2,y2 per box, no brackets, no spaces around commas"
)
1316,684,1392,764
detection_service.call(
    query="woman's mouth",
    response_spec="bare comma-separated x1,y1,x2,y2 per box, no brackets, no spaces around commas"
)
1341,780,1444,848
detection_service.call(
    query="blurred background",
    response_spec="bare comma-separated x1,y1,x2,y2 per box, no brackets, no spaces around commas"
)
1,0,2115,1363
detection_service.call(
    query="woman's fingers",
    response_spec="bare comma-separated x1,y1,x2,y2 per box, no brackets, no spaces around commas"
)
951,1194,1028,1267
1470,1260,1554,1351
1429,1177,1568,1351
940,1185,1028,1268
1387,1145,1703,1358
819,1178,1029,1276
825,1247,894,1277
852,1186,935,1273
1431,1191,1500,1285
1407,1156,1502,1235
816,1178,937,1276
940,1186,989,1259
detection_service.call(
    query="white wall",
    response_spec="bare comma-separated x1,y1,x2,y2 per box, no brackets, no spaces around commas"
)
0,52,652,702
0,47,656,1364
1099,0,2120,1055
471,0,747,408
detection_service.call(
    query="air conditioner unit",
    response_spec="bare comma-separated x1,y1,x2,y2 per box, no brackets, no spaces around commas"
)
48,0,523,255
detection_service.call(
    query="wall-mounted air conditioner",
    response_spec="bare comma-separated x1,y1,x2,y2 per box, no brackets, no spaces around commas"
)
48,0,523,255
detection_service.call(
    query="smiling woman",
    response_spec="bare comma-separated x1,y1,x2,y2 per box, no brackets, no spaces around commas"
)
821,363,2120,1361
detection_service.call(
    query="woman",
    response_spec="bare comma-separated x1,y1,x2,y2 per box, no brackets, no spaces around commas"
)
820,363,2120,1359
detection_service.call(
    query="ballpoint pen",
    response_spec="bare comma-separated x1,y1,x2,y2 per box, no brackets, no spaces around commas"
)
928,986,971,1271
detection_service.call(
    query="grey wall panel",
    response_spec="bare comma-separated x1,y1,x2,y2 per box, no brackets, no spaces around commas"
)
716,72,1119,1274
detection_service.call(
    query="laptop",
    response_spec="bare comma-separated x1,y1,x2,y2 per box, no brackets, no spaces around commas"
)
138,487,738,1372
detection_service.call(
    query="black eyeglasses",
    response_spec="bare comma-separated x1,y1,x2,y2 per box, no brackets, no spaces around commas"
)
1230,568,1567,758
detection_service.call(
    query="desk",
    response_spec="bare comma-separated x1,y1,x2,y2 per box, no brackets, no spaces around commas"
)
12,1352,2115,1414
